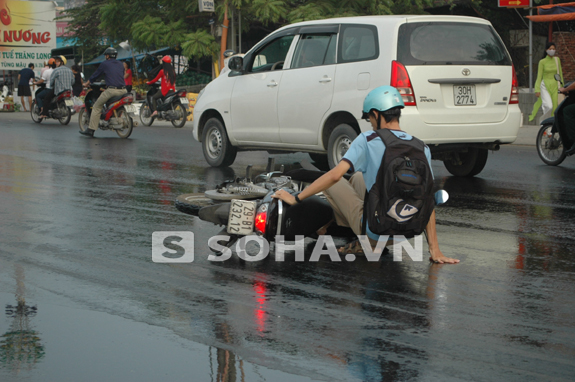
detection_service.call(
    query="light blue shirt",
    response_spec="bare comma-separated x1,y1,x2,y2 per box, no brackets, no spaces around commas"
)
342,129,433,240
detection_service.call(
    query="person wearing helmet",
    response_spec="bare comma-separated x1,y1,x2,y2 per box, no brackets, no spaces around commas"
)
34,59,55,112
39,55,75,117
272,86,459,264
146,55,176,117
80,47,126,137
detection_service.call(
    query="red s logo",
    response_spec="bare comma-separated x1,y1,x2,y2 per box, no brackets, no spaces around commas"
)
0,7,11,26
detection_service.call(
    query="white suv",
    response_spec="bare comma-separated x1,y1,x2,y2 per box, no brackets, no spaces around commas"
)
193,15,521,176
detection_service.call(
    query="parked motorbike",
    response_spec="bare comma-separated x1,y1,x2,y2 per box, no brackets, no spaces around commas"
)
139,83,189,128
176,158,449,254
31,83,74,125
78,82,137,139
536,75,575,166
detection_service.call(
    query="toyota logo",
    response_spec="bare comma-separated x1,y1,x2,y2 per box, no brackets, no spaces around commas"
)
462,68,471,76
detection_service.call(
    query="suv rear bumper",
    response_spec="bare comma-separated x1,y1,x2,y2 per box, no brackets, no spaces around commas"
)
396,106,522,146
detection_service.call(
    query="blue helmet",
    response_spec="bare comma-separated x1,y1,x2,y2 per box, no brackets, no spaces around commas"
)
362,86,404,119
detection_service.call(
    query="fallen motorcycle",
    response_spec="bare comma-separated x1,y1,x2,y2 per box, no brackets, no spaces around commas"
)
175,159,449,254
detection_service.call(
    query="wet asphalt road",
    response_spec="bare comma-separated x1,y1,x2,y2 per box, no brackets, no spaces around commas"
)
0,112,574,382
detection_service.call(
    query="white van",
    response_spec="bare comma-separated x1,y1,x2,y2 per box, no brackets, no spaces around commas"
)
193,15,521,176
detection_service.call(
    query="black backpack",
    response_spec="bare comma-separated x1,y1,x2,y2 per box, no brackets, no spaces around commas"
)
362,129,434,238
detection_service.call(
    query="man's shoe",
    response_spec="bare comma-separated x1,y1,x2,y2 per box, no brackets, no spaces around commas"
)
79,128,95,137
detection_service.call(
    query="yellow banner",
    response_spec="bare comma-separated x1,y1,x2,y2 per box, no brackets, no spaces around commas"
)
0,0,56,71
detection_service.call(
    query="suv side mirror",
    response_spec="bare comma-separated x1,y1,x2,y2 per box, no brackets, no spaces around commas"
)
229,56,244,73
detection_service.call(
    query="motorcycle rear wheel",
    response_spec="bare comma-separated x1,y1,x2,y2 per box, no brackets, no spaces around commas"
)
171,102,186,128
116,109,133,139
175,193,215,216
536,124,566,166
30,100,42,123
58,104,71,125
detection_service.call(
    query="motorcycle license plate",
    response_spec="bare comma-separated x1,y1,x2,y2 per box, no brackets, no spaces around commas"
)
124,104,136,113
180,97,189,104
453,85,476,106
227,200,257,235
65,99,74,107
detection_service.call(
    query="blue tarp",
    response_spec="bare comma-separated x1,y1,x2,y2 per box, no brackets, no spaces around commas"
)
84,46,171,66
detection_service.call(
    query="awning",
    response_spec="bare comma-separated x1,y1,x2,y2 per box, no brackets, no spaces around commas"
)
526,2,575,22
84,46,176,66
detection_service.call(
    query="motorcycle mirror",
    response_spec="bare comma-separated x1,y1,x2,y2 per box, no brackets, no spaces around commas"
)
555,74,562,82
434,190,449,205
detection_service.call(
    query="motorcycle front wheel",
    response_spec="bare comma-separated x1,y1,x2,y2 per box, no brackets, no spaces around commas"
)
139,102,154,126
58,104,72,125
171,102,186,128
78,108,90,132
30,100,43,123
116,108,133,139
536,123,566,166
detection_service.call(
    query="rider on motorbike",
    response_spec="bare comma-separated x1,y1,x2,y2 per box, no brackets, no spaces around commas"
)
40,56,74,117
80,47,126,137
272,86,459,264
34,58,55,113
146,55,176,118
558,82,575,154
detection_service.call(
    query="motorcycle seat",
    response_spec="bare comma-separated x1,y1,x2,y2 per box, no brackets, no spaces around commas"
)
107,93,131,104
164,91,177,98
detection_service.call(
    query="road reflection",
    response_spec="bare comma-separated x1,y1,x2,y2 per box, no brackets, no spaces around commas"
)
0,264,44,374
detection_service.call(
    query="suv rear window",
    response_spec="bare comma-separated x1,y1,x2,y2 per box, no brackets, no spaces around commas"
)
397,22,511,66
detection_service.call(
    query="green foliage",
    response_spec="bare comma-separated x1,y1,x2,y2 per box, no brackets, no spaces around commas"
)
182,30,220,61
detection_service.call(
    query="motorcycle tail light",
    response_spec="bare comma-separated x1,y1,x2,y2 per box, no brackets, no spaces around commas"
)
391,60,416,106
510,64,519,104
57,90,72,101
255,204,268,235
178,90,187,98
123,94,134,103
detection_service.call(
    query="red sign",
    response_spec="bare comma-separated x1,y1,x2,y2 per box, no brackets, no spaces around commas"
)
499,0,530,7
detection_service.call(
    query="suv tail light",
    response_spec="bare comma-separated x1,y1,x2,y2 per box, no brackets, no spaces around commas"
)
510,65,519,104
255,204,268,235
391,60,416,106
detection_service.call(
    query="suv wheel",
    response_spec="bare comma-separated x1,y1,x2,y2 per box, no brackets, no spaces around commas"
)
327,124,358,169
202,118,237,167
443,148,488,177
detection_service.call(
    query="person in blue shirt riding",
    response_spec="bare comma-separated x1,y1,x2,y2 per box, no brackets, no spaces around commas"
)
80,47,126,137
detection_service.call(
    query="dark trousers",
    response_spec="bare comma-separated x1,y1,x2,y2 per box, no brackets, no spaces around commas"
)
41,89,55,113
150,91,163,113
563,104,575,143
36,88,49,109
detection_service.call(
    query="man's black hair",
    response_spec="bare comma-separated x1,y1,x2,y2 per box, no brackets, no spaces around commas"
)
28,63,34,68
124,61,130,69
370,106,402,127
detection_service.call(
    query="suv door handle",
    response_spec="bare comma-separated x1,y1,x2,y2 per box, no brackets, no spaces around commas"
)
267,81,278,87
319,77,332,83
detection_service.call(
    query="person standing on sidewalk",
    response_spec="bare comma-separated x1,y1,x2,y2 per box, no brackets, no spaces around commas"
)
124,61,133,93
529,42,564,122
80,47,126,137
17,63,35,112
